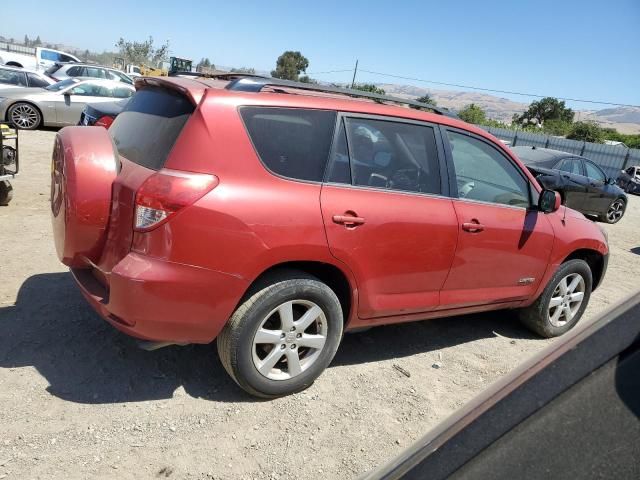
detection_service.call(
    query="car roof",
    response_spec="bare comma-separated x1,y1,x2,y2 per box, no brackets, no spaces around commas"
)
135,76,495,140
56,62,119,70
0,64,45,75
70,77,135,88
511,146,585,165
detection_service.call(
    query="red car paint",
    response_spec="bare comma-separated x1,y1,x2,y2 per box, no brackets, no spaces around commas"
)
51,77,609,344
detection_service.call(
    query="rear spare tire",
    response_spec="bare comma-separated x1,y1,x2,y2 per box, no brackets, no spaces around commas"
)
51,126,118,268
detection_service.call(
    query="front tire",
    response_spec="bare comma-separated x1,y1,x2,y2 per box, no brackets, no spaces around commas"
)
602,197,626,224
8,102,42,130
0,180,13,205
518,259,592,338
217,272,344,398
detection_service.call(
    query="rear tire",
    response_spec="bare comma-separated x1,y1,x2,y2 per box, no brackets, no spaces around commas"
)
217,271,343,398
518,259,592,338
0,180,13,205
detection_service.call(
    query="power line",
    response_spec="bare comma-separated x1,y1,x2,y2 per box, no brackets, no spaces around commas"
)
358,69,639,108
306,69,353,75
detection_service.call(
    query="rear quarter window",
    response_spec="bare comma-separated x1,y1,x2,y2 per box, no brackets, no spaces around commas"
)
240,107,337,182
109,87,194,170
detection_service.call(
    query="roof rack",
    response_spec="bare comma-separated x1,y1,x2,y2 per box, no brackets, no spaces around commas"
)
225,77,456,117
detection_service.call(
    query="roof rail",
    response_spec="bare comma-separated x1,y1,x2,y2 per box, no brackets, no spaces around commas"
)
225,77,456,117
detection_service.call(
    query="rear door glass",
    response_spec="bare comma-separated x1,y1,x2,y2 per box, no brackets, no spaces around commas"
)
240,107,336,182
109,87,194,170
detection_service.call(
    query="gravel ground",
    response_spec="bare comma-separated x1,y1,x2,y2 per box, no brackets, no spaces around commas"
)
1,130,639,479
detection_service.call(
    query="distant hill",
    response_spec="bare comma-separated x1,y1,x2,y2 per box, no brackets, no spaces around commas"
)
380,84,640,134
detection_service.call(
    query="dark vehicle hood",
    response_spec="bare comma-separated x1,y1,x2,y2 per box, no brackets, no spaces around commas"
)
84,98,129,117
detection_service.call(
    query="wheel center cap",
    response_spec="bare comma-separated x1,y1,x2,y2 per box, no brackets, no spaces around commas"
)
285,332,296,343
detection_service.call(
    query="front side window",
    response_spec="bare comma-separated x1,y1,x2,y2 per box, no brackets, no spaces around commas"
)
240,107,336,182
447,130,530,208
83,67,106,79
0,68,27,86
70,83,112,97
334,117,441,195
584,161,606,183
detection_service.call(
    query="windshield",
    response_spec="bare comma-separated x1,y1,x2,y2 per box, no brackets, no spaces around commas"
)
45,78,80,91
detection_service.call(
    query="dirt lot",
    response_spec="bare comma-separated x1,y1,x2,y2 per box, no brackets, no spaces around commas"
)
1,130,639,480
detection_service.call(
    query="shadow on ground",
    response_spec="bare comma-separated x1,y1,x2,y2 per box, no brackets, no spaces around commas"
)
0,272,538,405
630,247,640,256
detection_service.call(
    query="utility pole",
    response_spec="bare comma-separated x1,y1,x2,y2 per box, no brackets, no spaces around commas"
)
350,59,358,88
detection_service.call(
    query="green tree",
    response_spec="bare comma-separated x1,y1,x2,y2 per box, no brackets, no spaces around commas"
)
298,75,318,84
115,36,169,66
515,97,574,126
23,34,30,46
196,58,215,71
541,119,572,136
351,83,385,95
271,51,309,81
415,94,436,106
567,121,605,143
458,103,487,124
33,35,42,46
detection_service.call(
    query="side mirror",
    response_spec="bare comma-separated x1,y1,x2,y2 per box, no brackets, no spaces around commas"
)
539,189,561,213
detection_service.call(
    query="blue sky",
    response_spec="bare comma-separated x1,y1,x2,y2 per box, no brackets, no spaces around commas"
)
2,0,639,109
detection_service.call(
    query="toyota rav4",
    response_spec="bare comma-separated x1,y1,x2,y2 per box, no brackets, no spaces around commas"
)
51,76,609,398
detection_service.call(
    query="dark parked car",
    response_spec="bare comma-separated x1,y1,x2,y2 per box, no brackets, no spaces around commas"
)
512,146,627,224
79,98,129,128
617,165,640,194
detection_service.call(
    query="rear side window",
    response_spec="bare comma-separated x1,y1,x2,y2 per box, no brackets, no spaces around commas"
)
27,73,49,88
0,68,27,86
66,66,82,77
110,87,194,170
557,158,582,175
240,107,337,182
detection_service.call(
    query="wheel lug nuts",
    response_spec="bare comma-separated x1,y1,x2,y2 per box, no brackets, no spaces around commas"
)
280,344,286,350
290,344,296,349
290,327,296,332
296,333,301,338
280,333,286,339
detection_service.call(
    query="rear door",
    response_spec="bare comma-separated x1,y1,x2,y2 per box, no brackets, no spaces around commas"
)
320,115,458,319
56,82,114,124
440,128,554,308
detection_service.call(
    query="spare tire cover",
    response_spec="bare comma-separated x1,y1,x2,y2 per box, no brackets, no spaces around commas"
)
51,126,118,268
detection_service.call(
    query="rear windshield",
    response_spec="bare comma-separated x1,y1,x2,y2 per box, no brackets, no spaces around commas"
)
109,87,194,170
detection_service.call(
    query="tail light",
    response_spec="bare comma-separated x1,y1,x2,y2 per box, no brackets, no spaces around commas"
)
95,115,114,129
134,169,218,231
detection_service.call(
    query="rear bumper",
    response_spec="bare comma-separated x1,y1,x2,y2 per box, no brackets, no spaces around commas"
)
72,252,248,344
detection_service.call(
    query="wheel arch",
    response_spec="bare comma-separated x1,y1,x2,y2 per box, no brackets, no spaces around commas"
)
240,261,356,327
6,100,44,128
5,61,23,68
562,248,606,291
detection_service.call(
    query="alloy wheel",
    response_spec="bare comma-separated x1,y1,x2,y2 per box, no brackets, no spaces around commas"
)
547,273,585,327
10,104,39,129
606,199,625,223
252,299,328,380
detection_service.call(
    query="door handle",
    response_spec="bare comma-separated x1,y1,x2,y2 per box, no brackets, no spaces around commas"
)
333,214,365,227
462,220,484,233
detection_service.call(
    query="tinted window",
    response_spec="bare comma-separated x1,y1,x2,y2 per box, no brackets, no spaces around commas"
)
447,131,529,207
110,87,194,170
59,54,77,62
0,68,27,86
557,158,582,175
584,161,606,182
84,67,106,79
107,70,133,85
66,66,83,77
241,107,336,182
40,50,59,61
340,117,441,194
26,73,49,88
45,78,79,91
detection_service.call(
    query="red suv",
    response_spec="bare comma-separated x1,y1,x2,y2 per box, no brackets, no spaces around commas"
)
51,76,609,398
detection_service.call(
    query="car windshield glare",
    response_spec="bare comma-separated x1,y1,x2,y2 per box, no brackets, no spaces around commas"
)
45,78,80,91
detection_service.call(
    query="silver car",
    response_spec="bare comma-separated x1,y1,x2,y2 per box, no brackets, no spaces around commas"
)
0,65,55,89
0,78,135,129
46,62,134,85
